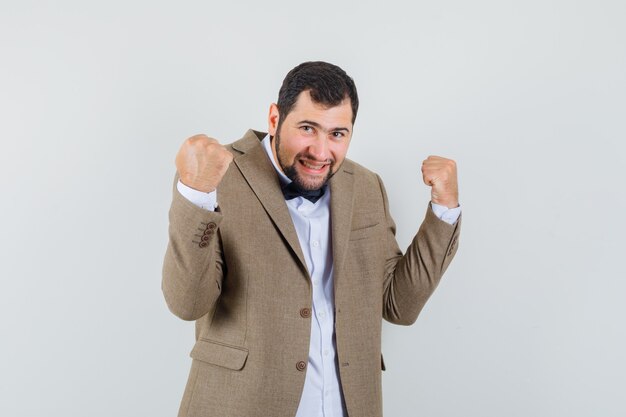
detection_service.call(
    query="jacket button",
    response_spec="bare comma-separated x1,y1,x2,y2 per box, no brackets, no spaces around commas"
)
201,234,211,242
300,308,311,318
203,228,214,236
296,361,307,371
199,241,208,248
207,222,217,230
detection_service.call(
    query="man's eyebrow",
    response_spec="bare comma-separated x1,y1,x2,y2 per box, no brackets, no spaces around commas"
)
298,120,351,133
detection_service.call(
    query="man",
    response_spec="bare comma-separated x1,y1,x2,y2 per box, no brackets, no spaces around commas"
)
162,61,461,417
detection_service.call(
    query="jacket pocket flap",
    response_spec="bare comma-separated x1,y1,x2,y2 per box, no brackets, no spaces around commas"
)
349,222,380,241
190,339,249,370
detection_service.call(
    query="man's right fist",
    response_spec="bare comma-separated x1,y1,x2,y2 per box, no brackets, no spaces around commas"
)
175,134,234,193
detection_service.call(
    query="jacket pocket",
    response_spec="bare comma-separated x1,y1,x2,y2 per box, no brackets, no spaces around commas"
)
190,338,249,371
349,222,380,241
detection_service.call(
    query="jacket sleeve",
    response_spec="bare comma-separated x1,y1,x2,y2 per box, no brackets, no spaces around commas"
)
378,174,461,325
162,174,225,321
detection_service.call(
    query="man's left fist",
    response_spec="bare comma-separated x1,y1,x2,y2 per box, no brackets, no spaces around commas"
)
421,156,459,208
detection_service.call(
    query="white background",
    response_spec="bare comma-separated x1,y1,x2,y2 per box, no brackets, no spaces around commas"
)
1,1,625,416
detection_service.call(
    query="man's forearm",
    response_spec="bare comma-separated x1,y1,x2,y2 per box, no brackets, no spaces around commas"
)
162,175,225,321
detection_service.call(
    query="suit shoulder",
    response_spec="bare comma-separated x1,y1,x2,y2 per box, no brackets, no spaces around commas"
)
227,129,267,155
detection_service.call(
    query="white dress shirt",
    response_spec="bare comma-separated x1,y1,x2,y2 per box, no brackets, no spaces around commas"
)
177,134,461,417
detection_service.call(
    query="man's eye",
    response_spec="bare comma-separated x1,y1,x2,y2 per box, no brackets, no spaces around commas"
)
332,131,344,138
301,126,313,132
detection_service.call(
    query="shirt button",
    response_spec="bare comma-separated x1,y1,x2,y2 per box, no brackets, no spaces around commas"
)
318,311,325,318
324,349,329,356
296,361,307,371
312,241,319,247
300,308,311,318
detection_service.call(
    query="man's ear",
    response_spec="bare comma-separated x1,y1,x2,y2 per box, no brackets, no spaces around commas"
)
268,103,280,136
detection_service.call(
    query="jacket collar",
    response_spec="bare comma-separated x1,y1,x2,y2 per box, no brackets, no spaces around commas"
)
232,129,355,281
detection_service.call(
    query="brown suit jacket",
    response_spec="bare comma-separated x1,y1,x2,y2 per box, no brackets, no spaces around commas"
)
162,129,461,417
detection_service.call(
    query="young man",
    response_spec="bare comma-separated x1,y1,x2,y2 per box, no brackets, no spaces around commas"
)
162,61,461,417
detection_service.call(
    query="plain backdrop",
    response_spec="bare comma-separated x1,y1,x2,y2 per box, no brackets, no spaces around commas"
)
1,1,625,416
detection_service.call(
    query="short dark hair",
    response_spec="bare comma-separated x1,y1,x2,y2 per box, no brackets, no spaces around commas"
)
276,61,359,126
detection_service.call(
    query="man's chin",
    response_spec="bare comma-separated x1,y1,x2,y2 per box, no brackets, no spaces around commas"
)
282,160,340,192
293,170,336,192
294,179,326,192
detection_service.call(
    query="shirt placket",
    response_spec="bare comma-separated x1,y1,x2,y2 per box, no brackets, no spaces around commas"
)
309,215,335,416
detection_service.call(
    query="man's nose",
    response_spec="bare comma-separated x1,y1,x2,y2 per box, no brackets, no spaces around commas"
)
308,136,330,161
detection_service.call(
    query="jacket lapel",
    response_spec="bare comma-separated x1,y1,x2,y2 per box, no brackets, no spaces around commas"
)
329,161,355,281
232,130,309,275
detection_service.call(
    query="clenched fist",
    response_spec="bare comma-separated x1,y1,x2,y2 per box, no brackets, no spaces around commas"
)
175,134,234,193
421,156,459,208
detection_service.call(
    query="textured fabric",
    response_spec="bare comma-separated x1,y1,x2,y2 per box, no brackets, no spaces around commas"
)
176,181,460,226
162,129,462,417
260,135,346,416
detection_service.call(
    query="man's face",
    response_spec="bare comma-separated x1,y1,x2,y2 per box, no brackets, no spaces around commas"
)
268,90,353,191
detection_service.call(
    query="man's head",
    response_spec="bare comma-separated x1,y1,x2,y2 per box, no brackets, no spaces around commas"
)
268,61,359,191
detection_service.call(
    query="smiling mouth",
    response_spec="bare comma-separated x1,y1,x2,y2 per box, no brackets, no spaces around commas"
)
299,159,331,173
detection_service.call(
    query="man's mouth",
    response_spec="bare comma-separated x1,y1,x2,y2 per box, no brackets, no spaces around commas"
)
300,160,328,171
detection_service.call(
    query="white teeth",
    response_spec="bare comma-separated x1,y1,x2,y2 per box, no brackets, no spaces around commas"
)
303,161,324,170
